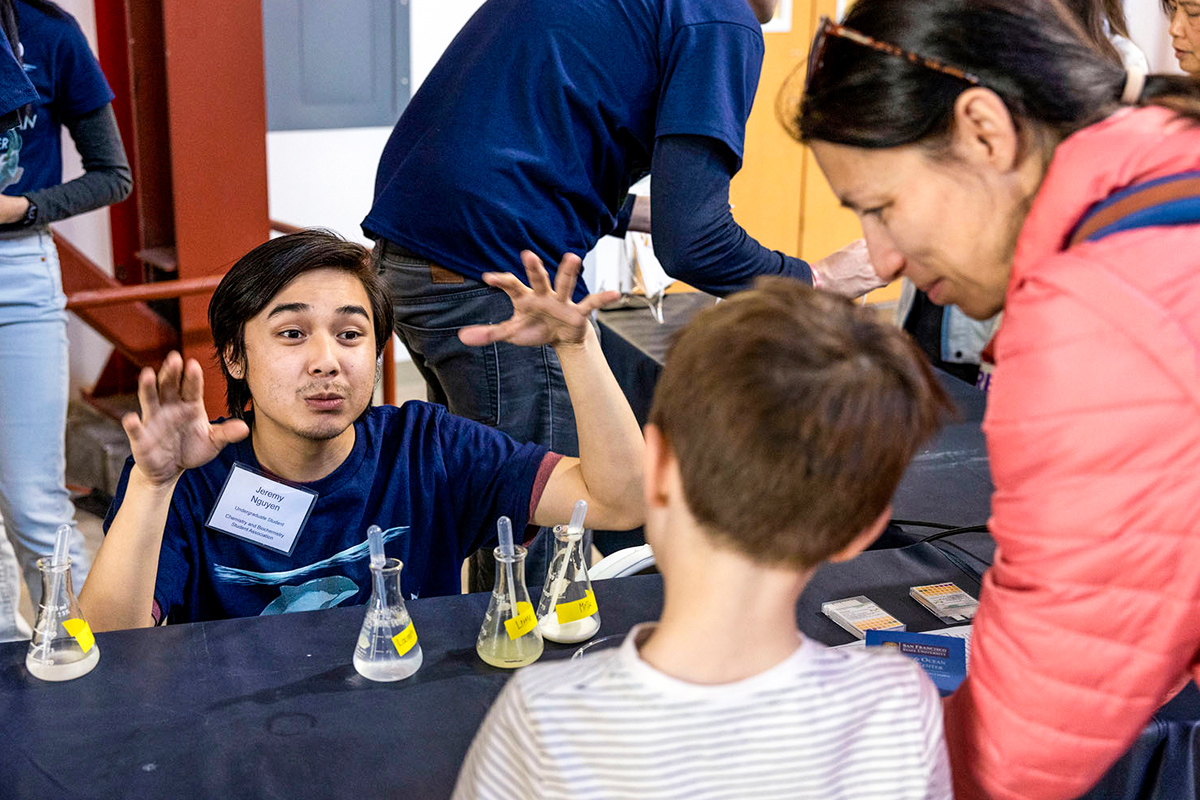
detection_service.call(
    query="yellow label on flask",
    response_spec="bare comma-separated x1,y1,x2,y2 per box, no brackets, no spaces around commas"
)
61,618,95,653
391,622,418,656
505,602,537,640
556,589,598,625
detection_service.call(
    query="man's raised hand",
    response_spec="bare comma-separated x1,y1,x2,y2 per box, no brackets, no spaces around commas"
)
458,251,620,349
121,352,250,487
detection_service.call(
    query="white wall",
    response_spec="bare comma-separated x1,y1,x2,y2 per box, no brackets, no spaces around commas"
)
1126,1,1177,72
264,0,487,243
266,126,393,244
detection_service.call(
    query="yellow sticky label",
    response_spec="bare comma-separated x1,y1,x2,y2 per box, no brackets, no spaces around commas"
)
556,589,598,625
61,618,95,654
391,622,418,657
504,602,537,640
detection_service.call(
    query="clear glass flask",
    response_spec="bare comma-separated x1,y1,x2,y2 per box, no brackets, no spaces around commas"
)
26,557,99,682
536,525,601,643
353,558,423,682
475,544,543,668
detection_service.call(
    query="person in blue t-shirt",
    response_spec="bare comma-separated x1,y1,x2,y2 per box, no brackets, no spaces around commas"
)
365,0,876,589
0,0,131,642
79,230,644,629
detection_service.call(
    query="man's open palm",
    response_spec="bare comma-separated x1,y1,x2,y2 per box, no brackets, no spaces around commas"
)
121,352,249,486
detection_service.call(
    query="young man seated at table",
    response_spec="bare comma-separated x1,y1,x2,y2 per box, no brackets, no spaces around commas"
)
79,230,644,630
454,279,954,799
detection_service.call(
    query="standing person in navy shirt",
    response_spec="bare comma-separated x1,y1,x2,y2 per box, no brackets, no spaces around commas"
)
0,0,131,639
79,231,644,629
364,0,876,588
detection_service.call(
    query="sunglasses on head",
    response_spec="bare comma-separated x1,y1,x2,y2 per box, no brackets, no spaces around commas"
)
805,15,983,94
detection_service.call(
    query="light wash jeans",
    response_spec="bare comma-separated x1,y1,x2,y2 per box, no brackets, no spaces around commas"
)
0,231,88,642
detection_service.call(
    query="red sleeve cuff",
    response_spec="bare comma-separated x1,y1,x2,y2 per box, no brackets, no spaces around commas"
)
526,452,565,542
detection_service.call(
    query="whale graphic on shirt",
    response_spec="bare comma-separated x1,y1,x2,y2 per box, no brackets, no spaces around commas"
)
259,577,360,615
211,525,410,586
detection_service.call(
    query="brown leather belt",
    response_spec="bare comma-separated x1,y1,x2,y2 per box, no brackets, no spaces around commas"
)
381,240,464,284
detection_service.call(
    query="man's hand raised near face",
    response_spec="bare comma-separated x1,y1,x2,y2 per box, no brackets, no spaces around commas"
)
458,251,620,349
121,352,250,487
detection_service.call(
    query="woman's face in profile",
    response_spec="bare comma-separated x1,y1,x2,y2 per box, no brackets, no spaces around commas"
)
808,140,1021,321
1168,1,1200,75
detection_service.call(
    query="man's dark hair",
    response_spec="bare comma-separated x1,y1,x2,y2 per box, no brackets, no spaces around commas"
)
648,278,952,569
208,229,393,419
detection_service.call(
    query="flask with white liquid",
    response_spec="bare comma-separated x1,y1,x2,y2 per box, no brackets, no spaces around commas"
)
536,501,601,644
26,526,99,682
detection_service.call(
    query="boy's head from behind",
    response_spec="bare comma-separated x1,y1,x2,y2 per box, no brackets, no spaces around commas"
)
646,278,951,570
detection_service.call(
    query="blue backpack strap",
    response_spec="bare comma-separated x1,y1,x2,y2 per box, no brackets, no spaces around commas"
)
1068,170,1200,247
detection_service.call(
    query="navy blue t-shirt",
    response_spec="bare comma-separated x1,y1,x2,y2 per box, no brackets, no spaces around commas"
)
2,1,112,196
104,403,549,624
363,0,764,300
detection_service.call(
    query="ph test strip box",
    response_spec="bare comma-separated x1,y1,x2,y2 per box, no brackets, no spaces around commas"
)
821,596,906,640
909,582,978,623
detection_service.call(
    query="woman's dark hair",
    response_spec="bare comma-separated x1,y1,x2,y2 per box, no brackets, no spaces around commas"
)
208,229,394,419
796,0,1200,151
1060,0,1129,63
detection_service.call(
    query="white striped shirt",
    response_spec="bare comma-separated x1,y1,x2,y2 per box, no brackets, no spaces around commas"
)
453,624,952,800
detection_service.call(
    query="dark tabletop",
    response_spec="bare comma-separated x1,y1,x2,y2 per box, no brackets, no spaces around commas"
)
598,294,995,530
0,540,990,800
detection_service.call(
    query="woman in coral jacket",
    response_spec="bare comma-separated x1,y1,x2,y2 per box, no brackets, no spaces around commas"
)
796,0,1200,798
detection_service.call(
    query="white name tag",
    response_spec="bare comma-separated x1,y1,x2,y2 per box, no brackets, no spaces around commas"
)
206,462,318,555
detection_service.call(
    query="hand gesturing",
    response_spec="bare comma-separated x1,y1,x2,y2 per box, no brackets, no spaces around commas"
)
811,239,886,298
458,251,620,348
121,352,250,486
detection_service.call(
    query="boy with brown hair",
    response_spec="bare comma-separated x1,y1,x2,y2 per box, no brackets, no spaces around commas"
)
454,278,954,800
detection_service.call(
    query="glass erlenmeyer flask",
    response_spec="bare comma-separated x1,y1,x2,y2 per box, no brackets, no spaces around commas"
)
536,524,600,643
353,557,423,681
475,544,543,668
26,557,99,681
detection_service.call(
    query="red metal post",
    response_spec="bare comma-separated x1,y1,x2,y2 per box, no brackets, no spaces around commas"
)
92,0,139,283
161,0,271,411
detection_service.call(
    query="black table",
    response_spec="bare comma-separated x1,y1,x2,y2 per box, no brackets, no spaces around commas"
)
598,294,995,532
4,545,1188,800
0,539,992,800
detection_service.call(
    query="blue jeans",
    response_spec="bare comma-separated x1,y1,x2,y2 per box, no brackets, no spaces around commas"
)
376,240,579,591
0,231,88,641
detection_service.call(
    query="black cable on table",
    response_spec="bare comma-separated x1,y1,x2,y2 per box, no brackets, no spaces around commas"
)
890,518,962,531
918,524,989,544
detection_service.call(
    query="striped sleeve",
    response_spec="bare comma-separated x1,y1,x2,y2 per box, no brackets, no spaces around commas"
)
452,677,541,800
918,671,952,800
